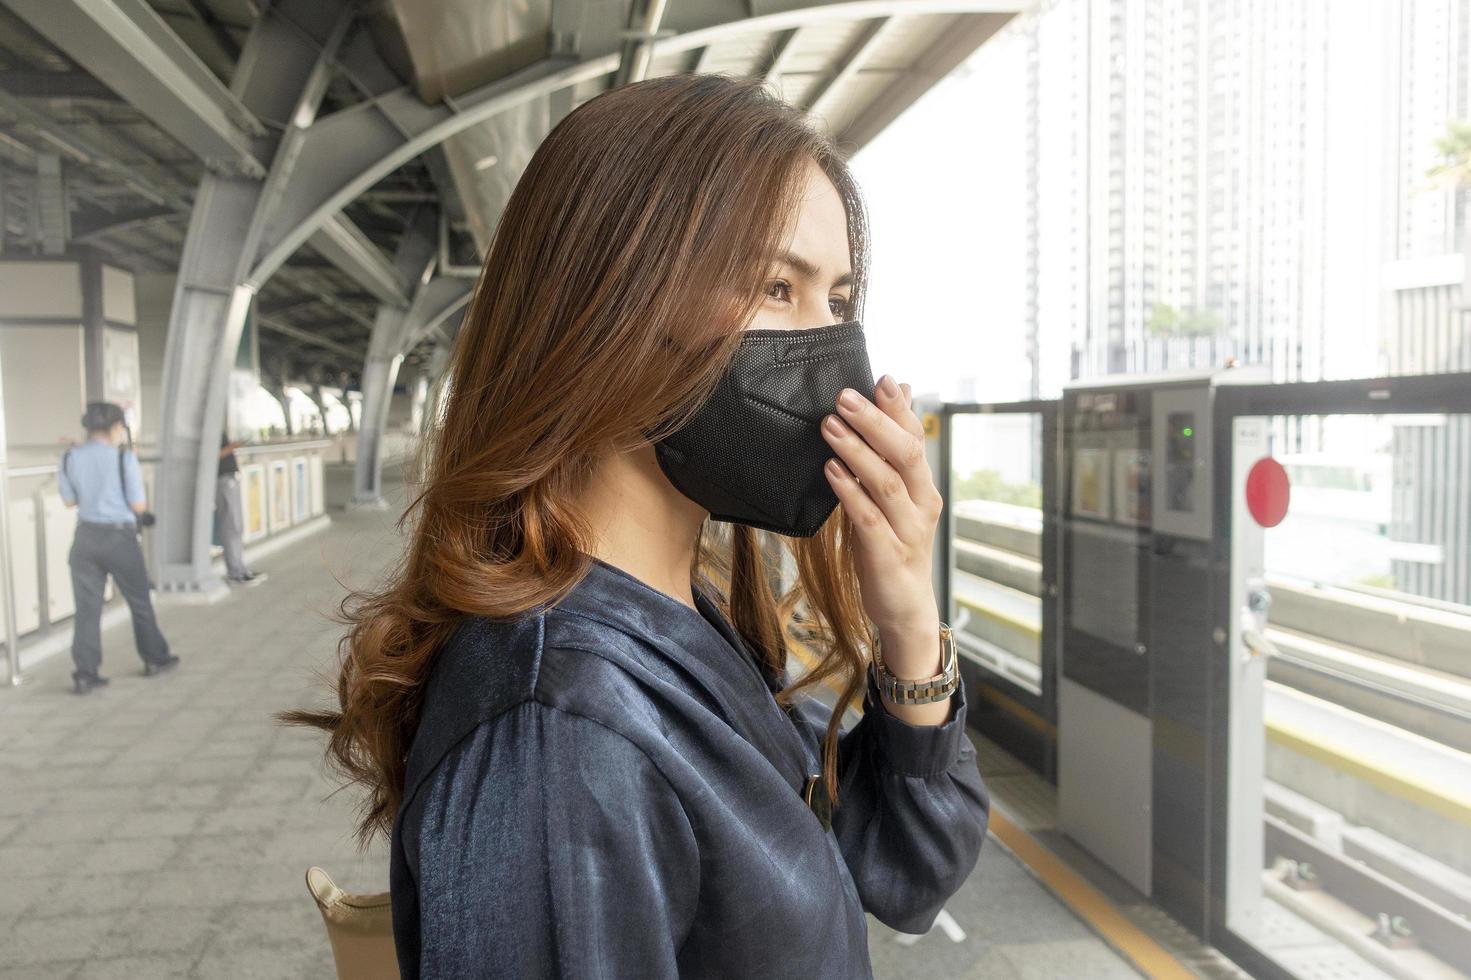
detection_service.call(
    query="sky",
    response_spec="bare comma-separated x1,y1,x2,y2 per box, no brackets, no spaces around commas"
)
848,29,1030,407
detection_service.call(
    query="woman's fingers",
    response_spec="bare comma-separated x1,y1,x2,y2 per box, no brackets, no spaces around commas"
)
821,376,944,538
821,411,919,536
823,456,902,550
830,379,938,509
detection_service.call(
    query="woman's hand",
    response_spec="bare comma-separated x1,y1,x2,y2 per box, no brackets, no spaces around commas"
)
820,375,945,690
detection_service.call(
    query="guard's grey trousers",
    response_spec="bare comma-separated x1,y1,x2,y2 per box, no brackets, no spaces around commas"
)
215,473,248,578
68,522,170,676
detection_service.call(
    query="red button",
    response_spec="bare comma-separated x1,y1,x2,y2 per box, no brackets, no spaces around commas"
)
1246,457,1290,528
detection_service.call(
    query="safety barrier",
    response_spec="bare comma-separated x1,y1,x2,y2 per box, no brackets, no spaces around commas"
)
0,437,333,678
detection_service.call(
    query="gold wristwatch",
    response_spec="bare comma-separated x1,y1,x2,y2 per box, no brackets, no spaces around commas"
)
871,622,959,705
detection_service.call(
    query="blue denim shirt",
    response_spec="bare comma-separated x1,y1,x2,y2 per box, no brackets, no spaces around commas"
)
390,556,988,979
58,438,144,524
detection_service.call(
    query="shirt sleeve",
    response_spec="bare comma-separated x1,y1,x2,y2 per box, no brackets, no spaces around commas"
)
791,671,989,934
401,700,700,979
122,451,146,506
57,454,75,504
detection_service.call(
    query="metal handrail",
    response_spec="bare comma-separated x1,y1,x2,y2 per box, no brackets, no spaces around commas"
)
0,436,338,683
0,372,19,686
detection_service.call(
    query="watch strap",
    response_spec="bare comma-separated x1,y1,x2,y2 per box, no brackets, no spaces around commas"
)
872,622,959,705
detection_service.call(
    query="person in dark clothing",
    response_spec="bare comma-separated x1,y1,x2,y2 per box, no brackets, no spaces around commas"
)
58,401,180,694
284,74,986,979
216,433,266,586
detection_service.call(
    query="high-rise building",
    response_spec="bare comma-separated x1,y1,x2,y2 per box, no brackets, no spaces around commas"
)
1024,0,1385,392
1019,0,1467,604
1380,0,1470,606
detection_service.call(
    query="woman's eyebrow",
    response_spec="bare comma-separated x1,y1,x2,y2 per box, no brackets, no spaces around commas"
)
775,250,853,288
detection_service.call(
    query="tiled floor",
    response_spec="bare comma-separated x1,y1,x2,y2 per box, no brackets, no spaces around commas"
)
1,462,1141,979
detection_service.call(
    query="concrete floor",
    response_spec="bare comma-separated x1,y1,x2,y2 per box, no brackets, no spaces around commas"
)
0,461,1139,979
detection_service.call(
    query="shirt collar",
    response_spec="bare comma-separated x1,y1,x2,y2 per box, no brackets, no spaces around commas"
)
553,556,766,687
553,556,814,788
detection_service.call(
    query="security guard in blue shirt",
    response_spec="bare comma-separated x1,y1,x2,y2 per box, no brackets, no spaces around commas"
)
58,402,179,694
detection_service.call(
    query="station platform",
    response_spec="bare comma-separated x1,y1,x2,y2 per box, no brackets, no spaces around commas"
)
2,462,1197,980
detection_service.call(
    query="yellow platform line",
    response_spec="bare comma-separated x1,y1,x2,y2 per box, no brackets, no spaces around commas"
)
974,681,1051,735
1265,716,1471,828
988,809,1198,980
955,594,1042,639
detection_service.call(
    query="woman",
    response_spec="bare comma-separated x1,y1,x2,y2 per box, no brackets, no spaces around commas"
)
286,73,987,979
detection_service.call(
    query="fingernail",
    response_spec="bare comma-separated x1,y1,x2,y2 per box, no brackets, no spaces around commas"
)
879,375,899,398
838,389,862,411
823,415,844,436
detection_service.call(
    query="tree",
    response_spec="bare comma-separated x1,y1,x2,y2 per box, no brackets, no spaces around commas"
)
1427,119,1471,191
1147,302,1179,337
953,469,1042,508
1148,302,1220,338
1179,308,1222,337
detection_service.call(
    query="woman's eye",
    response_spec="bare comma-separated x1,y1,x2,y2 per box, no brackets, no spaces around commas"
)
766,281,850,318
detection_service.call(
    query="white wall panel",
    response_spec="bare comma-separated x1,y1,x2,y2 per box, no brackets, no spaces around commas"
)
6,498,41,635
310,454,324,515
42,494,75,621
1,325,86,449
101,266,136,325
0,261,81,318
103,326,142,434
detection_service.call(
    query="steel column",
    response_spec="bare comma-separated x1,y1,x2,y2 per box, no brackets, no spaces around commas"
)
351,213,437,507
152,1,352,597
350,270,469,504
79,248,106,401
0,345,21,686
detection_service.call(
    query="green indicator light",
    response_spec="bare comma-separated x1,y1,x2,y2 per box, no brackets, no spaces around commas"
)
1182,427,1194,437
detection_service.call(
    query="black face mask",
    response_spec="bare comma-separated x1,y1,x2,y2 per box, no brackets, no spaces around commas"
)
653,320,874,537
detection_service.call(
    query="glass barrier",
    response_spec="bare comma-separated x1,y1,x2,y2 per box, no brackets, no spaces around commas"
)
947,410,1047,695
1233,412,1471,980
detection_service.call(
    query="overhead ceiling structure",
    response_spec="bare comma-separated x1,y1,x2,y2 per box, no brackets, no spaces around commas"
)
390,0,1021,254
0,0,1025,597
0,0,1021,383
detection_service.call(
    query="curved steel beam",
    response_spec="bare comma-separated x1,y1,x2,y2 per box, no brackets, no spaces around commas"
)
351,212,438,506
4,0,410,307
247,0,1021,288
152,0,355,597
350,270,464,503
402,278,473,352
0,0,267,177
350,272,471,504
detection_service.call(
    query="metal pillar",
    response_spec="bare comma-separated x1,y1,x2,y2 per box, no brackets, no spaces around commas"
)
350,320,406,509
79,247,106,402
422,343,453,425
304,373,332,435
0,347,22,686
352,263,470,507
408,371,429,435
152,1,352,597
351,213,436,507
260,356,295,435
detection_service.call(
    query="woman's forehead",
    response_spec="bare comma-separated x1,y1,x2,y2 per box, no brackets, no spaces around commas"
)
781,165,851,277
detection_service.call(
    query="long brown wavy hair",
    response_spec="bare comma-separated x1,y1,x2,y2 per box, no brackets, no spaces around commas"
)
282,72,878,846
